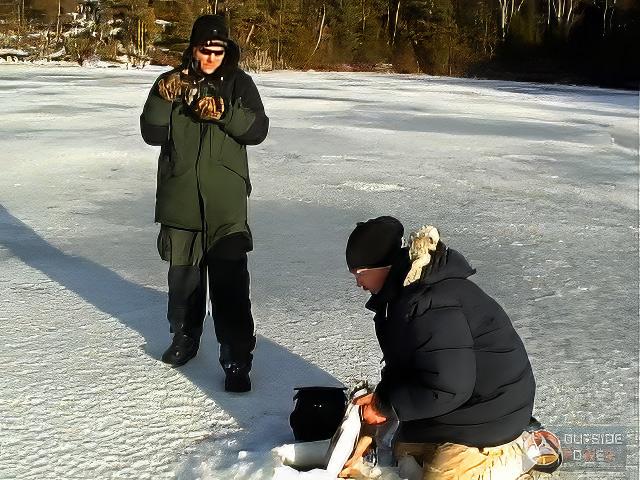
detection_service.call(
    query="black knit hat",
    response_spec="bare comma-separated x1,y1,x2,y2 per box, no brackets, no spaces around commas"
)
346,216,404,270
190,15,229,47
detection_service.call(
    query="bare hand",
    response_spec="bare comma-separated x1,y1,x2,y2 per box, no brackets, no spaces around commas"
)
194,96,225,120
355,393,387,425
338,435,373,478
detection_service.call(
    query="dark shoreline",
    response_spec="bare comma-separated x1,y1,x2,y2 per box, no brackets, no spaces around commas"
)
2,58,638,91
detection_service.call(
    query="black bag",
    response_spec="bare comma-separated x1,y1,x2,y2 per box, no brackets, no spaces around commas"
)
290,386,347,442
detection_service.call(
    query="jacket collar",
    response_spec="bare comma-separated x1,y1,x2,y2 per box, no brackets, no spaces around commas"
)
365,249,411,313
217,39,241,76
365,247,476,314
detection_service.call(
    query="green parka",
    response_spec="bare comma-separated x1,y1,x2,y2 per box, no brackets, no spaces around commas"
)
140,40,269,257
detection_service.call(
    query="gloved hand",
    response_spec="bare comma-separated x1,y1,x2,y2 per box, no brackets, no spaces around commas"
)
193,96,225,120
157,70,199,102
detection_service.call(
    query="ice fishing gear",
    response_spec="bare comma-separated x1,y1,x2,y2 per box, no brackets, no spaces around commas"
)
274,382,401,479
290,386,348,442
324,382,378,478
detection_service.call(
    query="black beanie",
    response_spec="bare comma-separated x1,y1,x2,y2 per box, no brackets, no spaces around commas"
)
346,216,404,270
190,15,229,47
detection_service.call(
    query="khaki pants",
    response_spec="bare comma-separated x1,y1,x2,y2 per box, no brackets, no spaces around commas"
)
395,434,533,480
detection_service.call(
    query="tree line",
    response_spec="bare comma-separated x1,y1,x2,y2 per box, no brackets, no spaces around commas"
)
1,0,638,86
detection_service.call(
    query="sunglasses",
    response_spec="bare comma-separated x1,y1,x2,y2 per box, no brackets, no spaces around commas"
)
352,266,392,278
197,46,225,56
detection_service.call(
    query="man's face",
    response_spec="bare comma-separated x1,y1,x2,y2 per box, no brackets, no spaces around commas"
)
350,266,392,294
193,44,225,74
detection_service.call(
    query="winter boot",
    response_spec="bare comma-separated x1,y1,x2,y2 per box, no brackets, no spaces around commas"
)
161,265,206,367
162,332,200,366
220,344,253,392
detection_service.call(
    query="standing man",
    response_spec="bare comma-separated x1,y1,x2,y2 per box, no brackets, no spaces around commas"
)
344,217,560,479
140,15,269,392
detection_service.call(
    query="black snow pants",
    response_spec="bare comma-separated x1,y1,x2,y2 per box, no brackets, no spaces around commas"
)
158,225,256,363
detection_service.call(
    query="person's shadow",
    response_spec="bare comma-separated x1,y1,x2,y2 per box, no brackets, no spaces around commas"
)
0,202,352,475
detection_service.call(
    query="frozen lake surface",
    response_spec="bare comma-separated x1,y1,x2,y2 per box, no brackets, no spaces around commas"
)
0,64,638,479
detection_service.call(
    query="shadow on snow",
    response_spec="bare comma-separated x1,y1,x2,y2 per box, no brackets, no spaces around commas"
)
0,202,341,468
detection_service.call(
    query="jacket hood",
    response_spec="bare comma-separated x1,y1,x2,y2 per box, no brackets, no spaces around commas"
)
402,226,475,286
365,230,476,313
366,247,476,312
421,247,476,284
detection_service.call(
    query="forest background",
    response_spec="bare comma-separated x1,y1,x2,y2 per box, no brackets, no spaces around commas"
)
1,0,638,88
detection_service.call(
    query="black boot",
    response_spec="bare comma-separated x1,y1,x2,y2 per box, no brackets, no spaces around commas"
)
162,265,205,367
223,362,252,392
162,332,199,366
220,344,252,392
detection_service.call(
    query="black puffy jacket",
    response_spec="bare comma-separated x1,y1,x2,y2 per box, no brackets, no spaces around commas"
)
370,247,535,448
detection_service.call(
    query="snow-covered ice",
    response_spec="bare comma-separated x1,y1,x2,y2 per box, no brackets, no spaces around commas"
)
0,64,638,479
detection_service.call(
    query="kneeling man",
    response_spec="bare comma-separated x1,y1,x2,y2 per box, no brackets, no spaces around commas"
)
345,216,559,480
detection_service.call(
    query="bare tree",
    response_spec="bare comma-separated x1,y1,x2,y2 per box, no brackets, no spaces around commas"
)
548,0,573,26
308,3,325,59
56,0,61,42
392,0,399,44
277,0,283,66
498,0,514,38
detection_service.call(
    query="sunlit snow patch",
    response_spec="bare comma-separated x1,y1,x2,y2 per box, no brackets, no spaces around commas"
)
342,181,406,192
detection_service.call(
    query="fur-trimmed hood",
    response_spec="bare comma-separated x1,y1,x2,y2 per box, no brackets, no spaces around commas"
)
365,232,476,313
403,226,476,286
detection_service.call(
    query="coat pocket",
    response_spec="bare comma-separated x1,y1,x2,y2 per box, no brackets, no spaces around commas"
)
220,139,248,178
157,227,172,262
169,140,194,177
157,143,173,185
219,137,251,194
169,110,200,177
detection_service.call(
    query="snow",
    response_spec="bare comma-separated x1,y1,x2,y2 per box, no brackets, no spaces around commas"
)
0,63,638,479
